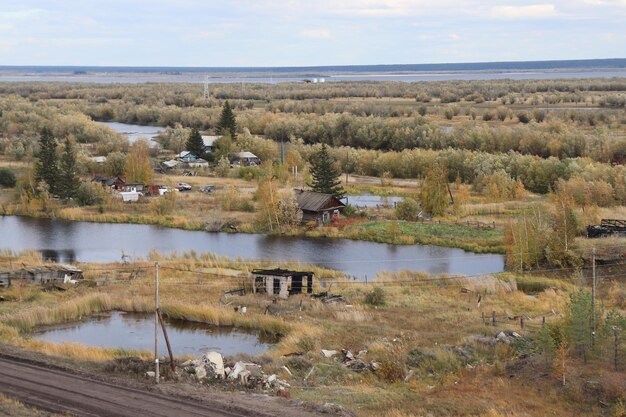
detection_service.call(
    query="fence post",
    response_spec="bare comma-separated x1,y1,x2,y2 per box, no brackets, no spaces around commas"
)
520,317,525,329
482,312,485,325
492,311,496,326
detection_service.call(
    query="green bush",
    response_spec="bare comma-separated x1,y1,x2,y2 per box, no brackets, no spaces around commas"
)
364,287,386,306
75,182,105,206
395,198,419,220
0,168,16,188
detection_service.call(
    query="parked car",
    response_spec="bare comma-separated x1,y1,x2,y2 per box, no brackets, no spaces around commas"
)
199,185,217,193
175,182,192,191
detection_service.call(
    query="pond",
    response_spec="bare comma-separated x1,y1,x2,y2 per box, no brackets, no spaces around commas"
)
344,195,404,208
0,216,505,278
98,121,163,147
34,311,274,357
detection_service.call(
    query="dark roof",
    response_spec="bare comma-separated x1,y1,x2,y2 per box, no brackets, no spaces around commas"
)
105,177,125,186
295,190,345,212
252,268,314,277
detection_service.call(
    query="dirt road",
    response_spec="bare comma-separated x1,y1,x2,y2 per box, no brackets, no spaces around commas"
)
0,355,301,417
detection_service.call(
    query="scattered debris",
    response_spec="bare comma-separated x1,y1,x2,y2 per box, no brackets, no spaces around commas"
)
280,365,293,376
404,370,415,382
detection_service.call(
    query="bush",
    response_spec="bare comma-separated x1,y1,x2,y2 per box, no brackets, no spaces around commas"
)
0,168,16,188
75,182,105,206
395,198,419,220
364,287,386,306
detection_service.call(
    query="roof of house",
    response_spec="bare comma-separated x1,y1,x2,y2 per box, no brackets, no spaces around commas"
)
201,135,220,147
252,268,314,277
295,190,345,212
177,151,197,158
161,159,180,168
235,151,258,159
104,177,125,186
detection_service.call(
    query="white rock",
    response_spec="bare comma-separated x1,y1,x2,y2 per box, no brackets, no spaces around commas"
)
321,349,338,358
202,351,225,378
145,371,155,378
267,374,277,384
195,365,207,380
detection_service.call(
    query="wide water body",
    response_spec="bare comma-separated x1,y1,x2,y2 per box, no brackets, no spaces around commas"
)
34,311,273,356
0,217,504,277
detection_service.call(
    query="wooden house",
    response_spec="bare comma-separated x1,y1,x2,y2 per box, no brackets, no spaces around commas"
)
295,190,345,226
124,183,145,193
201,135,220,154
92,176,125,190
251,268,314,299
0,271,10,288
232,152,260,167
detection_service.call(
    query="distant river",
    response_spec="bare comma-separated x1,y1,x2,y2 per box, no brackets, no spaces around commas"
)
99,122,162,146
1,70,625,84
0,216,504,278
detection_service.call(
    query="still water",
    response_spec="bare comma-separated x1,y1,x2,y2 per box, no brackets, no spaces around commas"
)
99,122,162,146
0,216,504,278
34,311,274,356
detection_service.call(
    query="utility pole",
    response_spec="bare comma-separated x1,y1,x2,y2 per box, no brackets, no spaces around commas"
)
154,261,160,383
591,246,596,347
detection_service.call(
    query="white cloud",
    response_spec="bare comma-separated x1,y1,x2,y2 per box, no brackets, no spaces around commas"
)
491,4,558,19
299,28,332,39
0,8,45,20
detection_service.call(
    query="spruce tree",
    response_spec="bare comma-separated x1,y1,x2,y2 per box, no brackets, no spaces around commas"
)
59,137,80,200
309,143,344,198
217,101,237,139
35,127,59,196
186,128,204,157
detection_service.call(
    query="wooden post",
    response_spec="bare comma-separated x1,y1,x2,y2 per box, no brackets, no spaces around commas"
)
481,312,485,325
157,308,176,374
492,311,496,326
520,317,525,329
154,261,159,383
591,246,596,347
542,316,546,325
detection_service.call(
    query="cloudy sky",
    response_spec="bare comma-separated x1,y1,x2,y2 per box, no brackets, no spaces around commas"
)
1,0,625,67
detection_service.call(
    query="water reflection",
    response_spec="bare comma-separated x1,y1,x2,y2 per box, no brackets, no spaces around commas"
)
34,311,274,356
0,216,504,277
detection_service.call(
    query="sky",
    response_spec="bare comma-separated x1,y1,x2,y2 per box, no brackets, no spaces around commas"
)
0,0,625,67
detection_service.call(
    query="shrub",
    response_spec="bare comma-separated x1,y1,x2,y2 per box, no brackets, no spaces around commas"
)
517,112,530,123
395,198,419,220
0,168,16,188
364,287,386,306
75,182,105,206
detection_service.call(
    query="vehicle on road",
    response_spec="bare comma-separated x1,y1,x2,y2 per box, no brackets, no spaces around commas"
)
199,185,217,193
175,182,192,191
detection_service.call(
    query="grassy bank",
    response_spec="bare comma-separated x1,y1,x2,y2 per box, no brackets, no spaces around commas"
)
305,220,505,253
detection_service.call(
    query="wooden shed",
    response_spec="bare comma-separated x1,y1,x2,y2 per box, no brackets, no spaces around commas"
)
251,268,314,299
8,264,84,286
295,190,345,226
0,271,11,288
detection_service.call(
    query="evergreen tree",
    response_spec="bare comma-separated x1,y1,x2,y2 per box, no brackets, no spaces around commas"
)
186,128,205,157
566,289,596,363
217,101,237,139
58,137,80,199
35,127,59,196
309,143,344,198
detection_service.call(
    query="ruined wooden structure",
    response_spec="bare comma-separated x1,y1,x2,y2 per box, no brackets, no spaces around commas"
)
0,264,84,287
295,190,345,226
251,268,314,299
587,219,626,238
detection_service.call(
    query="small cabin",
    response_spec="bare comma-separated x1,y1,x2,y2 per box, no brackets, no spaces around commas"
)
251,268,314,299
0,271,10,288
92,176,125,190
232,152,260,167
124,183,145,193
6,264,84,286
295,190,345,226
201,135,220,154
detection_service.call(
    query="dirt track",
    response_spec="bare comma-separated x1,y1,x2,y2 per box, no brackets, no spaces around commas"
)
0,355,324,417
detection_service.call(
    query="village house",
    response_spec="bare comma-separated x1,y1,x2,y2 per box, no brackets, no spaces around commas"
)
201,135,220,154
231,151,260,167
160,159,181,171
92,176,125,190
295,190,346,226
177,151,199,162
251,268,314,299
124,183,145,193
